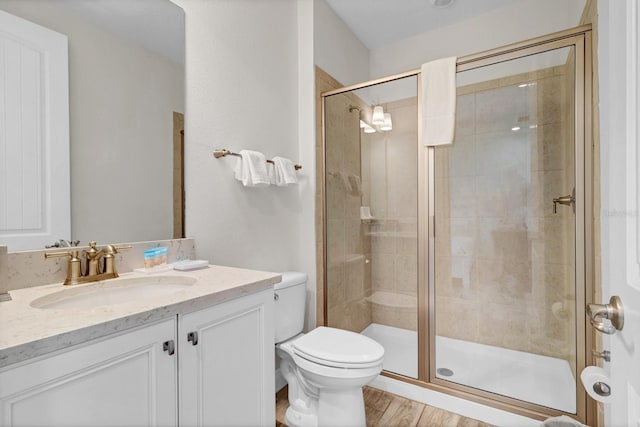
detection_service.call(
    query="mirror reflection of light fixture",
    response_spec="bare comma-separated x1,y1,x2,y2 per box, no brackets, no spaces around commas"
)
380,113,393,131
372,106,385,125
359,120,367,128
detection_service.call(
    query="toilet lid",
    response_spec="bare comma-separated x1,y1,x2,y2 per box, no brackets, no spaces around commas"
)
292,327,384,368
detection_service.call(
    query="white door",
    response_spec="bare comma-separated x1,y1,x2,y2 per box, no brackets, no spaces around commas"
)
599,0,640,425
0,10,70,251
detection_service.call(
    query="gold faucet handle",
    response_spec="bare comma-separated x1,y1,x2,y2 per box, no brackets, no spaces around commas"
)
44,249,80,260
111,244,132,253
102,245,132,276
44,250,82,286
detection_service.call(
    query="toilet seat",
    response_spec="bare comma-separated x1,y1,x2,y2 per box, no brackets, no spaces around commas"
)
292,327,384,369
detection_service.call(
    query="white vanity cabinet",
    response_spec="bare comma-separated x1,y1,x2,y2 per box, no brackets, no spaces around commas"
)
0,287,275,427
0,318,178,426
178,288,275,427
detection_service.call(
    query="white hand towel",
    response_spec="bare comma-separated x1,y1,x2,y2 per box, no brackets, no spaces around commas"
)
421,56,457,146
234,150,270,187
272,156,298,186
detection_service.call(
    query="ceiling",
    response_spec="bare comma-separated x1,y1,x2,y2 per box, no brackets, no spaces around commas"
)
53,0,184,64
325,0,531,50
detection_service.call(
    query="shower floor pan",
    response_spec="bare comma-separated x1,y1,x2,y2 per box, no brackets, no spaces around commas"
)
361,323,576,414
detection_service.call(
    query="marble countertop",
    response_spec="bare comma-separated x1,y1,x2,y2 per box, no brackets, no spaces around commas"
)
0,265,281,368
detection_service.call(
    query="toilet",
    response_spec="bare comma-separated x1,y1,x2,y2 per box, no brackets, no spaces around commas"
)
274,272,384,427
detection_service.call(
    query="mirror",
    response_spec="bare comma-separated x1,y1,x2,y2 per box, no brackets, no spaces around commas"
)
0,0,185,252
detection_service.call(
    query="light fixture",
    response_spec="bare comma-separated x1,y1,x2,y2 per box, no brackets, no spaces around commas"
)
363,123,376,133
380,113,393,131
372,106,385,125
511,126,521,132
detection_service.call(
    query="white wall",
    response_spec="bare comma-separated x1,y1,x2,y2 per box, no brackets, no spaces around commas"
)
0,1,184,247
369,0,586,79
177,0,309,276
297,0,318,329
313,0,369,86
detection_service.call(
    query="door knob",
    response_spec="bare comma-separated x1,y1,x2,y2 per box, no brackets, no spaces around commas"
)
587,296,624,334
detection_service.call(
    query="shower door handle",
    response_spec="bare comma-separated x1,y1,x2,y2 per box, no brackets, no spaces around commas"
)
587,296,624,335
553,192,575,214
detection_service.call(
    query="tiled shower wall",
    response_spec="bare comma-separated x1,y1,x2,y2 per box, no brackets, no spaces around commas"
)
361,98,418,331
435,62,576,365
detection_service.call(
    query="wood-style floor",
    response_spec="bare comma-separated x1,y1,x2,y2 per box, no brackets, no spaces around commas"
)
276,386,495,427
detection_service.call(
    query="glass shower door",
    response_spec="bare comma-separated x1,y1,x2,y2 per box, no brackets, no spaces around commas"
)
324,76,420,379
432,45,580,413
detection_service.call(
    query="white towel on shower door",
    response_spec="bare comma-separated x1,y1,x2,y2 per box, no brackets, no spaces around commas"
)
421,56,457,146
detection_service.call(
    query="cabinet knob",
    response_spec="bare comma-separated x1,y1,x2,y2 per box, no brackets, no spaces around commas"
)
163,340,175,355
187,331,199,346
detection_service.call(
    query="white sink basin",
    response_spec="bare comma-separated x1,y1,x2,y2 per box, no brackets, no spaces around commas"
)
31,276,197,310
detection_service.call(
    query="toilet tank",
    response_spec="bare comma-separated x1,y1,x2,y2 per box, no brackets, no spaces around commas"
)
274,271,307,343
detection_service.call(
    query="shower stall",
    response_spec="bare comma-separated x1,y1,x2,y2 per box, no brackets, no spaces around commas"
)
320,26,593,422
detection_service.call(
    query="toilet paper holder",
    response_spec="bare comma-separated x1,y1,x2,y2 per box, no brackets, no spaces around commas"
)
593,381,611,397
587,296,624,335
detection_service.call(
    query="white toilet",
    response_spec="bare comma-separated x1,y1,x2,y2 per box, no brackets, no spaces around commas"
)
274,272,385,427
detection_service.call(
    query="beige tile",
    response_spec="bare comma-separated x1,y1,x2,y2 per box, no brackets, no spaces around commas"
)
395,254,417,295
455,93,476,137
345,257,366,302
536,75,565,126
326,220,345,264
445,135,477,178
447,176,477,219
326,263,345,310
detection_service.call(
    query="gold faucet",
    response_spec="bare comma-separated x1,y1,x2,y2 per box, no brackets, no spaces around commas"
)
45,241,132,286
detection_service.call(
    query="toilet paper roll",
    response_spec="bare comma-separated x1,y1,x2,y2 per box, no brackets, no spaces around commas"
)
580,366,613,403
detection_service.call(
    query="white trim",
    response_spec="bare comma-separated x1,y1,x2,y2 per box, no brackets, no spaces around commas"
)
628,0,640,290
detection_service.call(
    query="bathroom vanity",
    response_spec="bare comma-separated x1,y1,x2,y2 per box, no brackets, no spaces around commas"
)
0,265,279,426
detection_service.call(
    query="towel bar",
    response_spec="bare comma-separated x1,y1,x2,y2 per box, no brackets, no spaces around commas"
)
213,149,302,170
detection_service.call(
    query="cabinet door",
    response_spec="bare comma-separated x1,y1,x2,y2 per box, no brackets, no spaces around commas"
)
0,318,178,426
179,289,275,426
